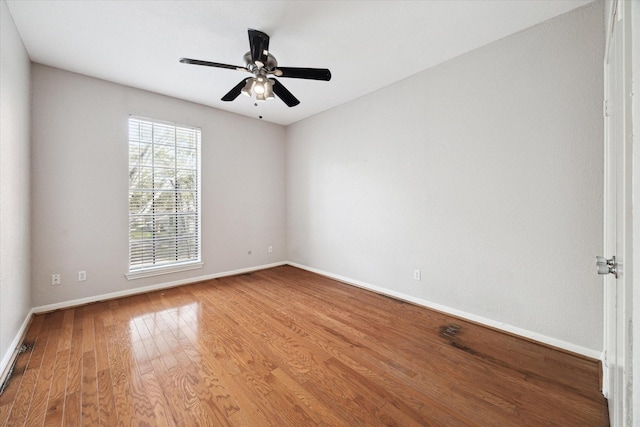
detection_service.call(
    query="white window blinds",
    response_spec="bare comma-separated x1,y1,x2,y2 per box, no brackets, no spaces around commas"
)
128,116,201,275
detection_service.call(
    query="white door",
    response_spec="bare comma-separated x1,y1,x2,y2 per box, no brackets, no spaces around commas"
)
602,0,633,425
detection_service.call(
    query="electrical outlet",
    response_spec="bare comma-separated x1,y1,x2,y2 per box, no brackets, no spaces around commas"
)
268,246,273,253
78,271,86,282
413,269,421,281
52,274,61,285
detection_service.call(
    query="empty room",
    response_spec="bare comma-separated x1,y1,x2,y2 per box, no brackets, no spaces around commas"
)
1,0,638,425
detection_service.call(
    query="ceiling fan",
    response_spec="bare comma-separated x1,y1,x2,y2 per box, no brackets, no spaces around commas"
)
179,29,331,107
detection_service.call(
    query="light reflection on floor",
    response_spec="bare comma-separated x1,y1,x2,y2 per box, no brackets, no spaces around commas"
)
128,301,199,369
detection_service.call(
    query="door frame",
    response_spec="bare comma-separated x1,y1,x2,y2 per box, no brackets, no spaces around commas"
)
602,0,636,425
602,0,620,413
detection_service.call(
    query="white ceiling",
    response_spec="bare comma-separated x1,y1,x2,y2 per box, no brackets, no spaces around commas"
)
6,0,595,126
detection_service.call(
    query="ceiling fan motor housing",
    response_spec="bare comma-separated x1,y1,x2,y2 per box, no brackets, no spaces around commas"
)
243,52,279,74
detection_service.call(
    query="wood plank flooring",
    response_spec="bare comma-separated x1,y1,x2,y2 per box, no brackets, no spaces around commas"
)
0,265,608,426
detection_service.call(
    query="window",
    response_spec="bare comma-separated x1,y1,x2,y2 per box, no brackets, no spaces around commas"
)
127,116,202,278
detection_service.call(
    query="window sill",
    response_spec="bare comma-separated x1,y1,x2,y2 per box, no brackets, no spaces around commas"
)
126,262,204,280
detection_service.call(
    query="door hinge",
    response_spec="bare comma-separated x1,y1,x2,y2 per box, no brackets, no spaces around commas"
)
603,99,609,117
597,255,618,278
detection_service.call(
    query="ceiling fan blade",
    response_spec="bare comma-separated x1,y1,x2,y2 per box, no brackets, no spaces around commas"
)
271,79,300,107
221,79,248,102
248,29,270,67
276,67,331,81
179,58,245,71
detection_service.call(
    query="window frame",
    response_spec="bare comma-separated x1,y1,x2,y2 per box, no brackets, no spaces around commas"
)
126,115,203,280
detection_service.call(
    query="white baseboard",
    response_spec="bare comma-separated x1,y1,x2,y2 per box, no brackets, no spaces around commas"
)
0,308,34,388
32,261,287,314
287,261,602,360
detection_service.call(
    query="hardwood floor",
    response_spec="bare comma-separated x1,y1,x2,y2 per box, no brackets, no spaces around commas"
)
0,265,608,426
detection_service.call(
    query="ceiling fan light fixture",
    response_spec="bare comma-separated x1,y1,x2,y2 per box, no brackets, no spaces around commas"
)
241,78,255,97
264,79,275,100
253,76,267,94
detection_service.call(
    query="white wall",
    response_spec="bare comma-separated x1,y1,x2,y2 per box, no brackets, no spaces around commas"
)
286,3,604,353
31,65,286,307
0,0,32,370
